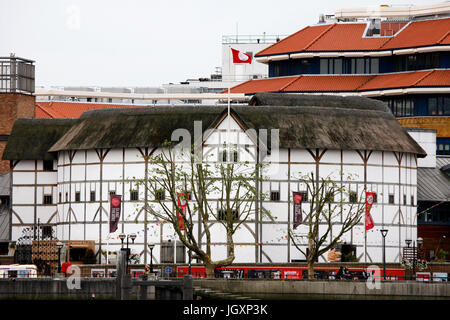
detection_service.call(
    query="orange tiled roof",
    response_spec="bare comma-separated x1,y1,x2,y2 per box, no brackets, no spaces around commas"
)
35,101,149,119
228,76,299,94
229,70,450,95
256,18,450,56
380,18,450,50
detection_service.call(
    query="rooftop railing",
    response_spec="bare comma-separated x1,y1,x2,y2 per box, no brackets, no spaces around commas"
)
222,34,287,44
0,56,35,95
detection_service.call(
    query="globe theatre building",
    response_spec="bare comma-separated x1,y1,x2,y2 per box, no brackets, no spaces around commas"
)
2,94,426,266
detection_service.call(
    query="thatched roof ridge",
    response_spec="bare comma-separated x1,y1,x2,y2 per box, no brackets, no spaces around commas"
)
2,118,76,160
249,93,390,112
6,94,426,158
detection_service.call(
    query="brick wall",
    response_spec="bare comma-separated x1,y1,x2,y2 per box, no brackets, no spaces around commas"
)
0,94,35,174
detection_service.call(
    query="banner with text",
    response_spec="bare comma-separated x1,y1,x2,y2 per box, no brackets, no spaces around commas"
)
109,194,122,233
293,192,304,229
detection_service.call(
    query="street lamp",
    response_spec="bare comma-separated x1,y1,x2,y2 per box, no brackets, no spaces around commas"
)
56,242,64,274
405,238,422,280
188,249,192,275
119,233,136,274
119,233,126,247
380,229,388,280
148,243,155,274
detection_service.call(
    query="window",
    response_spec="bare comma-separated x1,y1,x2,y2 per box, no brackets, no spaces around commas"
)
356,58,364,74
444,97,450,115
220,149,239,163
334,58,342,74
403,194,407,205
75,192,81,202
90,191,96,202
65,192,68,202
43,195,53,205
59,192,62,203
388,194,395,204
370,58,379,74
218,209,239,221
155,189,165,201
411,195,415,206
160,241,186,264
130,190,139,201
42,225,53,238
43,160,54,171
320,59,328,74
428,97,437,115
349,191,357,203
270,191,280,201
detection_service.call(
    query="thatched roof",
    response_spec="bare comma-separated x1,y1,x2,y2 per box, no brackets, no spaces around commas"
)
2,119,76,160
6,93,427,159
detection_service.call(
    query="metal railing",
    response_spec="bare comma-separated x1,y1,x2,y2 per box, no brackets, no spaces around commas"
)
0,56,35,95
222,34,287,44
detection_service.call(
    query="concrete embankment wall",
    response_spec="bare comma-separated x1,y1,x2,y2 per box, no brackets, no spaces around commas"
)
0,278,117,299
194,279,450,299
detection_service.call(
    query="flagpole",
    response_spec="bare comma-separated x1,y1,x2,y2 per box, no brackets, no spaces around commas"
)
227,45,231,162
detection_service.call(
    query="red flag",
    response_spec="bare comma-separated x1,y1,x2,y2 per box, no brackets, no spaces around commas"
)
231,48,252,64
109,194,122,233
177,193,189,231
365,192,375,231
293,192,304,229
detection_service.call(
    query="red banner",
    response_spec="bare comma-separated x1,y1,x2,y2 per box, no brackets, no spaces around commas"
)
109,194,122,233
293,192,304,229
177,193,189,231
365,192,375,231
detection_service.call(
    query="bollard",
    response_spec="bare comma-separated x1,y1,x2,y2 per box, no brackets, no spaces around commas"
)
183,275,193,300
121,274,132,300
138,284,148,300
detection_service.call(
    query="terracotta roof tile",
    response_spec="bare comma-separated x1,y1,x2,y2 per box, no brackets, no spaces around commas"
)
283,75,373,92
228,76,300,94
35,101,149,119
306,24,389,52
381,18,450,49
229,70,450,94
256,18,450,56
256,25,332,56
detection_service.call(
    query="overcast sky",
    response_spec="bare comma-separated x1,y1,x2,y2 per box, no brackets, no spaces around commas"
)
0,0,438,87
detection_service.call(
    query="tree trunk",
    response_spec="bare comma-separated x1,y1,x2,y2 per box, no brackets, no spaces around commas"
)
307,260,315,280
205,263,216,279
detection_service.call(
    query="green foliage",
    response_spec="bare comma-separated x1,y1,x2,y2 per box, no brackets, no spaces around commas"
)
342,253,359,262
438,249,449,260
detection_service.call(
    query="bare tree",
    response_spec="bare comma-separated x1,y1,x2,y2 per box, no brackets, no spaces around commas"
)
134,142,266,278
288,172,365,280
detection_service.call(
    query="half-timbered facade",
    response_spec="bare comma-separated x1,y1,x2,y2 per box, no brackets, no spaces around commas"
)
3,94,426,265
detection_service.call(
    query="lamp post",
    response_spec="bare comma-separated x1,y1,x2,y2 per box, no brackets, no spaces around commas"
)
380,229,388,280
405,238,423,280
119,233,136,274
188,249,192,275
56,242,64,274
148,243,155,274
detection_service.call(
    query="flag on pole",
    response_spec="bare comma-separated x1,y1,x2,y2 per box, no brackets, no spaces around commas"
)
109,194,122,233
293,192,304,229
177,193,189,231
365,192,375,231
231,48,252,64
